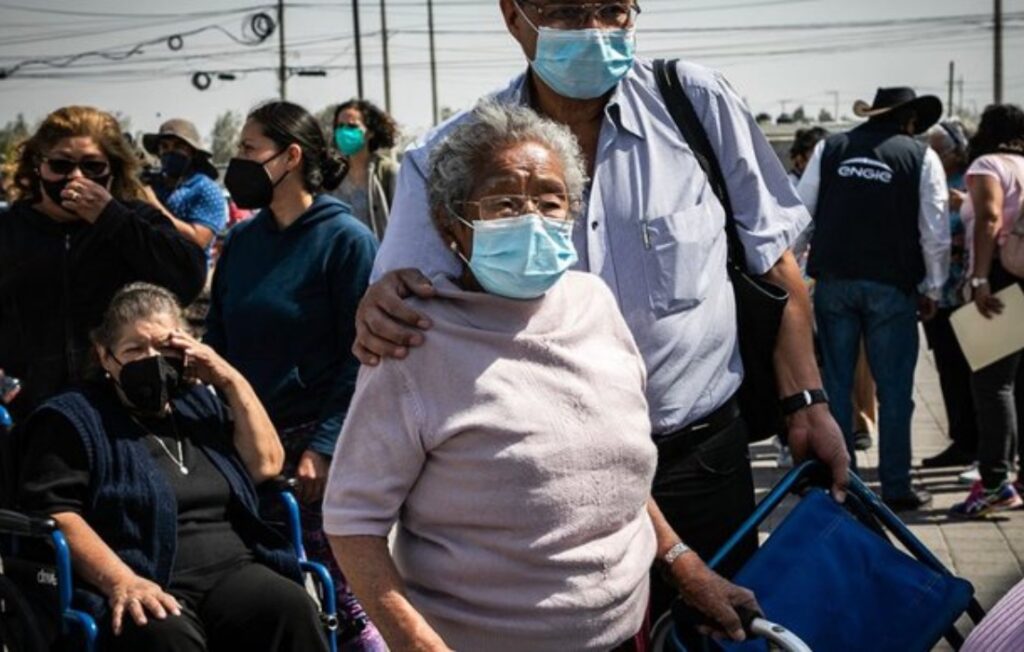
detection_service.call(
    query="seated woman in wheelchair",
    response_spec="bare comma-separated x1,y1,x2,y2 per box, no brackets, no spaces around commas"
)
16,282,328,652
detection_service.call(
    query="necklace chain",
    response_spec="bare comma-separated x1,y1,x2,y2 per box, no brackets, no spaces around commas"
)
129,413,188,475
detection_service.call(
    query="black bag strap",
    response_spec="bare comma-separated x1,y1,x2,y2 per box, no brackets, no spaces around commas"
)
653,58,749,275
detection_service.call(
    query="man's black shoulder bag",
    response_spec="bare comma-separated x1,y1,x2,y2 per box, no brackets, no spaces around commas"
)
653,58,789,442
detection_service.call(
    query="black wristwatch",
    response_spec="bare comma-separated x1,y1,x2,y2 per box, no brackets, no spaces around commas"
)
779,389,829,416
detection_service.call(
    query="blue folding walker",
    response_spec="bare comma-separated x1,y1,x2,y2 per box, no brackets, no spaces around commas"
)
651,461,986,652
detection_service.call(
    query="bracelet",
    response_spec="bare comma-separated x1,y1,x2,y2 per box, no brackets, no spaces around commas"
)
779,389,829,417
662,541,691,567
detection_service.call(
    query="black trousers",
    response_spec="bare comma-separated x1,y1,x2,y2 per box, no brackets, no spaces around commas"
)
649,413,758,623
971,349,1024,489
923,307,979,455
108,563,329,652
969,264,1024,489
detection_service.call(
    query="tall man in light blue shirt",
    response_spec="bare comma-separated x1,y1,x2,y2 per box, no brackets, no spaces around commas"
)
352,0,849,639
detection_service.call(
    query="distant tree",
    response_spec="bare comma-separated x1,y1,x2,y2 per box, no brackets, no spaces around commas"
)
440,106,458,122
0,114,30,175
792,105,807,123
210,110,243,166
818,108,834,123
777,112,795,124
755,112,773,124
0,113,30,158
0,113,30,198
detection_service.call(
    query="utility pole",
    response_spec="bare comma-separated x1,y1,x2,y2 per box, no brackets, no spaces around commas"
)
995,0,1003,104
353,0,364,98
380,0,391,112
277,0,287,100
948,61,955,117
427,0,439,124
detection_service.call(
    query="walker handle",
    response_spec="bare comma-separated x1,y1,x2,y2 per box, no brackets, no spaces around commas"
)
749,617,813,652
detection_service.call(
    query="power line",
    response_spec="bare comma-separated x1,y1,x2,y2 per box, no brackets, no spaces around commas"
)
0,12,276,78
0,2,272,18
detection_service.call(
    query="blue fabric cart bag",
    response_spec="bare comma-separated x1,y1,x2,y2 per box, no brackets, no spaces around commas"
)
721,489,974,652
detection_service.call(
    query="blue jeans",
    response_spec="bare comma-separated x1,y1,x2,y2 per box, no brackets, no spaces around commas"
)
814,279,919,498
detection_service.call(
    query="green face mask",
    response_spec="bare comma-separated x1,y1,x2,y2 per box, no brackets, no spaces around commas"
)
334,125,366,156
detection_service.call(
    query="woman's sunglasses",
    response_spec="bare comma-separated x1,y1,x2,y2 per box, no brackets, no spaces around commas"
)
42,157,111,179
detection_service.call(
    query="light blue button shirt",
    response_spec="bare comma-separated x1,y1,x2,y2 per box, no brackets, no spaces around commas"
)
373,58,810,434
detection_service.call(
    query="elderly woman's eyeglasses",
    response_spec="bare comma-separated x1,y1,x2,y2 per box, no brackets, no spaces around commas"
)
517,1,641,30
42,157,111,179
459,193,576,220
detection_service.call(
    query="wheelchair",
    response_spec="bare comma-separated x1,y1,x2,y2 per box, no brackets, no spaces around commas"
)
0,401,339,652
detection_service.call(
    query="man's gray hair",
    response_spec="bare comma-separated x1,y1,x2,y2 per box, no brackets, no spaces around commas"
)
427,100,588,224
928,118,969,156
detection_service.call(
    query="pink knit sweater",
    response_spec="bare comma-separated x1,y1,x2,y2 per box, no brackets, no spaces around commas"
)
962,578,1024,652
323,271,658,651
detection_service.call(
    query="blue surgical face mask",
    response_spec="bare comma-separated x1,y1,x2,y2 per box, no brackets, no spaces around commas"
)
516,4,636,100
453,213,578,299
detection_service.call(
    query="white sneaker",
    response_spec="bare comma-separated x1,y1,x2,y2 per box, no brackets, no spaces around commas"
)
958,463,980,485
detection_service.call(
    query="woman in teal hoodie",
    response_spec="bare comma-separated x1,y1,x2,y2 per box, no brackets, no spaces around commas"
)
206,101,383,650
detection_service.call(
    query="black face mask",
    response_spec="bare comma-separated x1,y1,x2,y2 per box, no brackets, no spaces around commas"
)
112,354,186,413
224,149,289,210
160,152,192,179
41,175,111,209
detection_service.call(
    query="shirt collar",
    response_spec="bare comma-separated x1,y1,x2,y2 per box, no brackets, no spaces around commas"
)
166,171,203,194
606,65,644,140
499,65,644,141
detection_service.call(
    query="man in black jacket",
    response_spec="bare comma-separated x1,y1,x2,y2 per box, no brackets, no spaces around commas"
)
0,108,205,420
797,88,951,511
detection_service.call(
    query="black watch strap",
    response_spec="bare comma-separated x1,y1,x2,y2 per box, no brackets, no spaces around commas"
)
779,389,829,416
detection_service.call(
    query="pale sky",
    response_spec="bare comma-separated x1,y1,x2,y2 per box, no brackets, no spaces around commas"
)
1,0,1021,141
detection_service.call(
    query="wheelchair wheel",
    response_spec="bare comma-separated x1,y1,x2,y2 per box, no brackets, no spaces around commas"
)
0,574,48,652
649,610,680,652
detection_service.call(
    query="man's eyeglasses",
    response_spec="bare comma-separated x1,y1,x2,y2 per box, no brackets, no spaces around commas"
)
42,157,111,179
459,193,577,220
518,1,641,30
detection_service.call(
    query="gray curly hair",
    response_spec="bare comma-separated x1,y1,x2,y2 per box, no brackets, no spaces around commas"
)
427,99,588,226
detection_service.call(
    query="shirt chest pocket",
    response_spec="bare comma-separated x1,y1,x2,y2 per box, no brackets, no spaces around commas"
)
640,202,719,317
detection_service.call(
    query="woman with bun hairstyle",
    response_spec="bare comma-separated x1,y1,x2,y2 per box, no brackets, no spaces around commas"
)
206,101,384,649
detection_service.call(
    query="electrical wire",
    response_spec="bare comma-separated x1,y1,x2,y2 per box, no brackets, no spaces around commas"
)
0,12,276,78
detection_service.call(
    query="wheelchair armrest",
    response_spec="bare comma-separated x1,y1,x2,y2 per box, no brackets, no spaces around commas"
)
258,475,298,494
0,509,56,537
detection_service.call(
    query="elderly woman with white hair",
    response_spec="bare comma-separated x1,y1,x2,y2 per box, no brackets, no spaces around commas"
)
323,101,758,652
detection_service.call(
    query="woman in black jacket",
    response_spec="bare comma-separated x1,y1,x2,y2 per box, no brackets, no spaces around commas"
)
0,105,206,420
